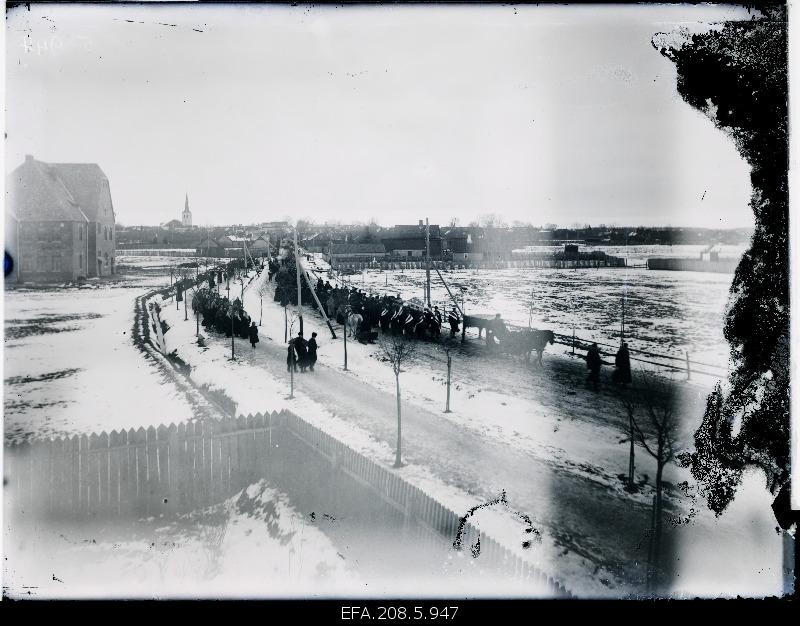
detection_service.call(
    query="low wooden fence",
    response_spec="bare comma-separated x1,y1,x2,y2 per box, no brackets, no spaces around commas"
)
4,409,572,597
117,249,198,257
4,412,288,520
332,258,625,271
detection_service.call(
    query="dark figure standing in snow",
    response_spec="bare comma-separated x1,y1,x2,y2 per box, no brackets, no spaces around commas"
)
307,332,318,371
287,342,297,372
586,342,602,391
612,342,632,386
448,307,460,338
248,322,259,349
294,331,309,373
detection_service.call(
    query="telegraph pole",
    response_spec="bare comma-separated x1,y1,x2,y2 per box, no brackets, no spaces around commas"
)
425,218,431,308
294,227,304,336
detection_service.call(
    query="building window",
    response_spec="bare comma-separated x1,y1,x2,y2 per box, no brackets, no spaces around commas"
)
51,256,61,272
80,253,83,269
21,256,34,272
36,256,47,272
407,251,413,257
79,224,83,241
97,223,101,235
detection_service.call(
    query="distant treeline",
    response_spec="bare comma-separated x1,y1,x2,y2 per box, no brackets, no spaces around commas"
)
116,223,753,249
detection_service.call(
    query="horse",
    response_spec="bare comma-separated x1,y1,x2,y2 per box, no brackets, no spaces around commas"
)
496,329,555,366
346,310,363,338
525,329,555,366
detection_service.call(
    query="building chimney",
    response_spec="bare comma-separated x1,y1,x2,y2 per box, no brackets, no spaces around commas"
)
418,219,423,227
24,154,33,162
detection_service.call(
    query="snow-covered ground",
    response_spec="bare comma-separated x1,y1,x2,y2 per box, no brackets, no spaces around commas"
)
3,270,196,443
157,264,784,598
4,480,360,599
3,254,785,599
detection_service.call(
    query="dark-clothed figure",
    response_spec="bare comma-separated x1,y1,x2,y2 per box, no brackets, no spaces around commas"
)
613,342,632,386
294,332,309,373
248,322,259,349
448,307,460,338
586,342,602,391
287,343,297,372
307,332,318,371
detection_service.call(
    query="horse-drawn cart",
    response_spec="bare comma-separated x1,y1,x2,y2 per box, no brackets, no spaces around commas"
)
460,312,555,365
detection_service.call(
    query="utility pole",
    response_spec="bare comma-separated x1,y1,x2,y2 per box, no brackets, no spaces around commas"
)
229,303,235,360
343,323,348,371
444,350,452,413
621,294,625,345
425,218,431,308
294,227,304,336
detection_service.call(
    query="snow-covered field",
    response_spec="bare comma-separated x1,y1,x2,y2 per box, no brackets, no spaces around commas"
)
3,271,196,443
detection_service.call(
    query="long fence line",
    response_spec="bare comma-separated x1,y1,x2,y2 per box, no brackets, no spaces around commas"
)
551,332,729,379
4,410,572,598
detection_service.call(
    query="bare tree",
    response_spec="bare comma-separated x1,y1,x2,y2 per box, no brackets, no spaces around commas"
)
619,389,639,492
624,369,680,590
378,332,417,468
256,278,271,326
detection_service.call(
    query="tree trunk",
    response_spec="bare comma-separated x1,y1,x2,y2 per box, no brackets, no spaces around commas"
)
394,373,402,467
628,413,635,489
653,457,665,580
260,297,263,326
284,306,287,343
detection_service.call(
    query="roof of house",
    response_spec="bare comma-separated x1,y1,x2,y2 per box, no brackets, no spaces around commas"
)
329,243,386,255
196,236,226,248
443,226,486,239
382,224,441,239
43,162,112,222
6,157,92,222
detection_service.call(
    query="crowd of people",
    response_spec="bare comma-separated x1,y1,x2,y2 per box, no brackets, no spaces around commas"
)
180,251,635,389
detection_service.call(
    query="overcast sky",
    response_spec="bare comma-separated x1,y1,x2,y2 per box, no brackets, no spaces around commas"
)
5,3,756,228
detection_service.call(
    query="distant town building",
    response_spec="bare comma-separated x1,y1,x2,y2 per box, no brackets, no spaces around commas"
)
324,243,386,264
5,155,116,282
249,235,271,256
182,193,192,228
381,221,442,260
442,227,487,261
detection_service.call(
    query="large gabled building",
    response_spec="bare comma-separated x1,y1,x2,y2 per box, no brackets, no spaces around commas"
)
5,155,116,282
381,221,442,260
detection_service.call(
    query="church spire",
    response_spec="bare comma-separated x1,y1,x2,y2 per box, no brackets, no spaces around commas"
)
182,193,192,227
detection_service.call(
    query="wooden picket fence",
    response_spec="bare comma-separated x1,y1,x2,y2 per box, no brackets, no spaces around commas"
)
4,412,288,520
4,409,573,597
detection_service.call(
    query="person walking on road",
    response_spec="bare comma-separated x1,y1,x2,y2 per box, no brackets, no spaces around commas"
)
248,321,259,349
586,342,602,391
287,341,297,372
294,331,309,373
307,332,319,371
